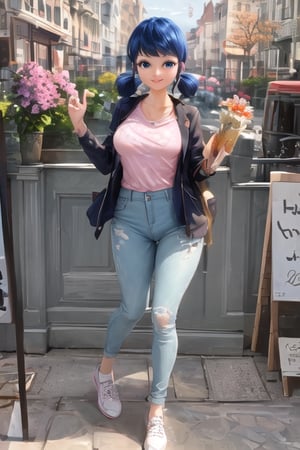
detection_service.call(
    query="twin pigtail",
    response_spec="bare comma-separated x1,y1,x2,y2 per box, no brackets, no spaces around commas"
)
171,61,199,98
174,72,199,98
116,71,142,97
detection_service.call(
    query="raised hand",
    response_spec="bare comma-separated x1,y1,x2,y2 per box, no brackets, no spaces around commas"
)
68,89,94,136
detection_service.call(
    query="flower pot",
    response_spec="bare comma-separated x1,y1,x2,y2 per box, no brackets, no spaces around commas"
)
93,110,102,119
42,130,80,149
19,132,43,164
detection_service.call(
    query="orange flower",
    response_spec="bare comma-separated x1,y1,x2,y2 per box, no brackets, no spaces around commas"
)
220,95,253,120
212,95,254,153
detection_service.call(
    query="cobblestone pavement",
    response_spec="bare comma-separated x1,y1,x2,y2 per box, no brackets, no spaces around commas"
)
0,349,300,449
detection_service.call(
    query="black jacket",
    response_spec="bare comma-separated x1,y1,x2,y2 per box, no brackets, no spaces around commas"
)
79,94,210,239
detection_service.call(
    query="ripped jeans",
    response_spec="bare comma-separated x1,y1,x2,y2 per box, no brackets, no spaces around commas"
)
105,187,203,405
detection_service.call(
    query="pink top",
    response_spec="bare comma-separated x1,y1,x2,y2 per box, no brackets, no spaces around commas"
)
113,103,182,192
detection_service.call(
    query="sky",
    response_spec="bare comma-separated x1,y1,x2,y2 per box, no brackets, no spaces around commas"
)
142,0,207,32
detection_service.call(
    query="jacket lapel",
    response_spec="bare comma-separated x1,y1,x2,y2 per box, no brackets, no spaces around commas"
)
175,103,190,160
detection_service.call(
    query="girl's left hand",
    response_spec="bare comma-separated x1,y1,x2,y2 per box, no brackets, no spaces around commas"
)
202,134,228,174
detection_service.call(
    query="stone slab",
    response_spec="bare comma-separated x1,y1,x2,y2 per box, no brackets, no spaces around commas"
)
43,412,93,450
114,356,149,401
172,356,208,401
48,399,146,449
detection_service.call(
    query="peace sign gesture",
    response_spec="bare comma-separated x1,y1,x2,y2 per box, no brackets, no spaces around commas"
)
68,89,94,136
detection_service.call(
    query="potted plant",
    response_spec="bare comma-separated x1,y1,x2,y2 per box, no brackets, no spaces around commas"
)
97,71,118,114
85,87,104,119
6,62,77,164
0,98,22,171
42,104,80,149
84,72,118,137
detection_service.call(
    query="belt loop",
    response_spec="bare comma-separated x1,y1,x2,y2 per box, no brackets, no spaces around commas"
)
130,190,133,201
165,189,170,200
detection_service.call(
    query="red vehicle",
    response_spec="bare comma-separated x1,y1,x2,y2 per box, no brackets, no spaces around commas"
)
262,80,300,158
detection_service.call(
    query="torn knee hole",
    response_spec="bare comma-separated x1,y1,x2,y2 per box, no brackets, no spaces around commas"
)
153,307,175,328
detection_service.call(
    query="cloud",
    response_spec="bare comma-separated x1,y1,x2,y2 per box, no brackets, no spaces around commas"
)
170,11,186,17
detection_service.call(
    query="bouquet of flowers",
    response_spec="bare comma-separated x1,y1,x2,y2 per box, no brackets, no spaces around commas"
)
217,95,253,151
204,95,253,172
6,62,78,135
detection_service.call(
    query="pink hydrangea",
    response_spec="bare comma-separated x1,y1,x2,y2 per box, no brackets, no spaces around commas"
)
16,62,60,114
10,62,79,133
53,70,78,97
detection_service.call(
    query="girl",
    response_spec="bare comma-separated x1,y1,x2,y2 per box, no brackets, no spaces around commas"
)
68,16,221,450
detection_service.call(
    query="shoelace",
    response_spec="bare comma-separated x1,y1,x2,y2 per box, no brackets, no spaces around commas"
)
101,379,120,400
147,416,165,438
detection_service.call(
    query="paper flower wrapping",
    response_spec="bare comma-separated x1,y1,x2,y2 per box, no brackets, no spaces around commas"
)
215,95,253,153
202,95,253,172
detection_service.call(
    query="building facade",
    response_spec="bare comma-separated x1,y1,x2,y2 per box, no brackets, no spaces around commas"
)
0,0,144,78
188,0,300,83
2,1,299,85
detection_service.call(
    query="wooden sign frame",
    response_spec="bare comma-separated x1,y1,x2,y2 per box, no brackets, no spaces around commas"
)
0,112,29,439
0,204,13,323
251,171,300,395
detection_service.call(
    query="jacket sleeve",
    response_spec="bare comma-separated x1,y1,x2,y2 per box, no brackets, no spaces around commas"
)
185,107,206,181
77,98,127,174
187,106,215,182
78,130,114,175
77,97,138,174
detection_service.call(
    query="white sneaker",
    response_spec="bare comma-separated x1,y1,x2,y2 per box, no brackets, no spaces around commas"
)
144,416,167,450
93,367,122,419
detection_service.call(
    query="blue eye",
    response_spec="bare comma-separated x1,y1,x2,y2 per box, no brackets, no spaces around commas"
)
164,61,176,68
137,61,150,68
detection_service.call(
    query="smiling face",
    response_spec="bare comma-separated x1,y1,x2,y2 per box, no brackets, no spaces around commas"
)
136,53,179,92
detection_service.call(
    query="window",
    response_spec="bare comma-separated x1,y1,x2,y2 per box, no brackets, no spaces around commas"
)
0,39,9,67
46,2,51,21
102,2,111,25
54,6,61,26
35,42,48,67
83,31,88,47
38,0,45,17
24,0,33,13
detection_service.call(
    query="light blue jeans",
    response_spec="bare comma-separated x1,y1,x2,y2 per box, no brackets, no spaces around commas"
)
105,187,203,405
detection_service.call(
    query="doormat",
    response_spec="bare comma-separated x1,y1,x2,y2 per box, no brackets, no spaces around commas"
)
203,357,270,402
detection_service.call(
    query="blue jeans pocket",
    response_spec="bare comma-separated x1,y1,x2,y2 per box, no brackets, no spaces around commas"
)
114,195,128,211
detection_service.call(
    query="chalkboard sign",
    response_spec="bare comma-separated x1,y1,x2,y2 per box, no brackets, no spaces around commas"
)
279,336,300,396
279,337,300,376
272,180,300,301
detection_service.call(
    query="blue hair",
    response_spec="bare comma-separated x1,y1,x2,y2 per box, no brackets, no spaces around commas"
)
116,17,199,97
